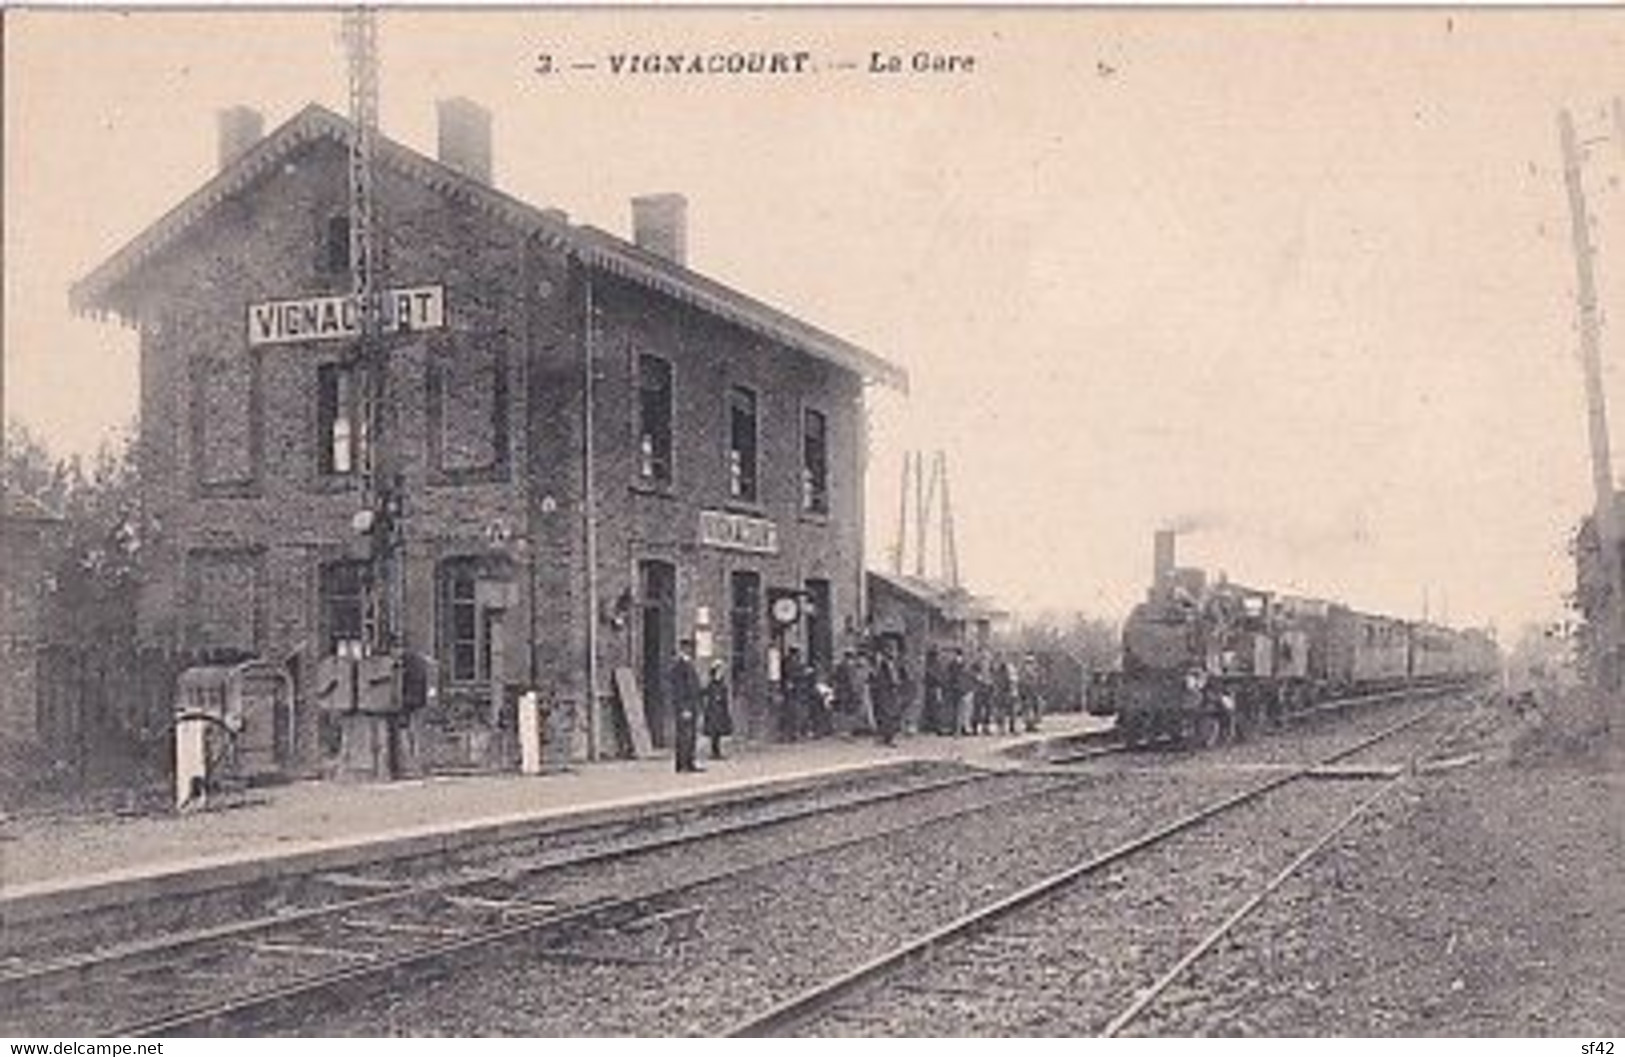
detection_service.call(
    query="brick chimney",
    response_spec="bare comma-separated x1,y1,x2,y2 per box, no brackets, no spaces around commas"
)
1153,529,1176,585
217,106,263,170
436,98,492,183
631,194,688,266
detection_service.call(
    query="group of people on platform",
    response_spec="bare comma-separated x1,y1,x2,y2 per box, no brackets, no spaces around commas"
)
919,647,1047,737
666,638,1048,773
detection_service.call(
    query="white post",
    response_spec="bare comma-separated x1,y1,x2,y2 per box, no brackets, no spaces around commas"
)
518,690,543,776
175,718,206,809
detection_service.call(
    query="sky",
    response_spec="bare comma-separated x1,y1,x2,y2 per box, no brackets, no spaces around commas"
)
6,7,1625,637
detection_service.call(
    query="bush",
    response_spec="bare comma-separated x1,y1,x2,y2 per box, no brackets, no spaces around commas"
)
1508,686,1616,767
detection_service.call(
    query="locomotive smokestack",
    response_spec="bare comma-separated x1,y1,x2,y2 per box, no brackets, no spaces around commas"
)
1154,529,1176,585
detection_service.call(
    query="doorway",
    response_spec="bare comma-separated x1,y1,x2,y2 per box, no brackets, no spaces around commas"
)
638,560,676,748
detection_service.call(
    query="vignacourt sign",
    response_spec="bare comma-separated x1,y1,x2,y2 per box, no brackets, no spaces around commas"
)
246,285,445,347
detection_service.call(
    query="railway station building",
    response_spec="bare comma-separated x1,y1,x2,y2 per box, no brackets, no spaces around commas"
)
73,101,907,777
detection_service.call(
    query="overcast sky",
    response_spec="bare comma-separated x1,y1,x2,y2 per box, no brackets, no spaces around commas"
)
7,8,1625,636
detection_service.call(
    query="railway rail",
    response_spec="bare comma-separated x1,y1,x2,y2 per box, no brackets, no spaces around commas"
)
1042,679,1462,766
724,690,1481,1036
1,762,1086,1037
5,687,1482,1037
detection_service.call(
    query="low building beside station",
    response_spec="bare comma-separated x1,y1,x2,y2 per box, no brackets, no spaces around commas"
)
866,570,1004,721
73,101,907,777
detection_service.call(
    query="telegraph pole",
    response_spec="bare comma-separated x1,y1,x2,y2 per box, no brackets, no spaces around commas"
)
893,453,910,575
937,451,960,589
1559,107,1625,693
916,450,936,579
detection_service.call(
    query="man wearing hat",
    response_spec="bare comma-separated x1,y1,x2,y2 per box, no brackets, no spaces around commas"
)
670,638,704,773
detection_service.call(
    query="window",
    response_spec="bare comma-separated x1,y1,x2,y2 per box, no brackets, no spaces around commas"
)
804,578,833,673
193,353,257,489
317,363,362,476
187,549,262,653
802,408,829,514
637,353,673,484
428,338,508,480
440,560,486,683
728,386,758,502
322,213,351,274
319,560,368,656
730,571,762,683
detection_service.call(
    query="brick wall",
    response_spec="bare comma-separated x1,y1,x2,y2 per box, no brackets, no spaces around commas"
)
119,128,872,769
127,136,542,770
572,272,867,744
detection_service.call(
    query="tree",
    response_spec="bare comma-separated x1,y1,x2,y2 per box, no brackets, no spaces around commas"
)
3,420,147,650
1006,608,1121,672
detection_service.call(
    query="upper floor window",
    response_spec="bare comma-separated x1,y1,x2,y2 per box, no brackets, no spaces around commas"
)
637,353,673,485
729,386,758,503
802,408,829,515
321,213,351,275
192,353,258,490
317,362,363,476
428,337,508,482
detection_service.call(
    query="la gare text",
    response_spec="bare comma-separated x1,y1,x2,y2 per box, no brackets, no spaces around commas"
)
867,50,976,74
533,50,976,77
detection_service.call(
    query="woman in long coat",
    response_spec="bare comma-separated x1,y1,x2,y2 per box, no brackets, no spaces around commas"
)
703,659,734,760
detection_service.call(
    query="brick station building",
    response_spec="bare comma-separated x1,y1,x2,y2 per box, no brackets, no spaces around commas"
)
73,101,907,776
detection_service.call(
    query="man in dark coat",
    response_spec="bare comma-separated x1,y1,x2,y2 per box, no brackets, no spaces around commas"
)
871,643,903,747
947,648,970,735
781,646,809,741
670,639,703,773
1020,653,1045,732
833,650,860,732
923,646,945,735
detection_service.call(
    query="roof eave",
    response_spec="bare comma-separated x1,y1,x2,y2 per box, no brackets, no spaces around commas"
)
71,103,575,325
574,227,908,393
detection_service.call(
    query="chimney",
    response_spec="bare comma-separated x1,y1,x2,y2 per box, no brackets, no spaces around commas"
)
217,106,263,170
436,97,492,183
1153,529,1176,585
631,194,688,266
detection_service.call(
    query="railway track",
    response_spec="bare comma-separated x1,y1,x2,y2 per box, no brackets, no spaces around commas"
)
723,690,1482,1036
1042,681,1469,766
2,762,1088,1037
7,688,1480,1037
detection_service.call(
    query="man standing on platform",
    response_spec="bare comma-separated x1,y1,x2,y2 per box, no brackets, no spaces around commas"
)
871,641,903,747
671,638,704,773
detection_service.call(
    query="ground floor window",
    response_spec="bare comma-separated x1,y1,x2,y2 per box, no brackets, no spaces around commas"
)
439,558,501,684
804,578,833,673
319,560,368,656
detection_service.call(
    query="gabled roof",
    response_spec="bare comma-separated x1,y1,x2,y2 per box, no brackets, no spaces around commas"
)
72,103,907,392
867,570,1006,622
573,227,907,390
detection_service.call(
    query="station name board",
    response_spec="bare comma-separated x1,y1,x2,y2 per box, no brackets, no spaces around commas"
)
699,510,779,555
247,285,446,347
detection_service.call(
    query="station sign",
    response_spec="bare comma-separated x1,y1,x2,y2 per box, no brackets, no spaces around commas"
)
247,285,446,347
699,510,779,555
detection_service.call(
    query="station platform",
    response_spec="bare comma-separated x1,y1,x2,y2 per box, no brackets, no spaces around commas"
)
0,713,1112,931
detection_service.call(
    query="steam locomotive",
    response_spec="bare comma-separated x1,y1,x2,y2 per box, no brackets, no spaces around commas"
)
1112,532,1499,748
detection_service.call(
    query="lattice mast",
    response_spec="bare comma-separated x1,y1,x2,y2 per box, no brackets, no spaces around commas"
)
342,7,396,653
891,449,960,587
